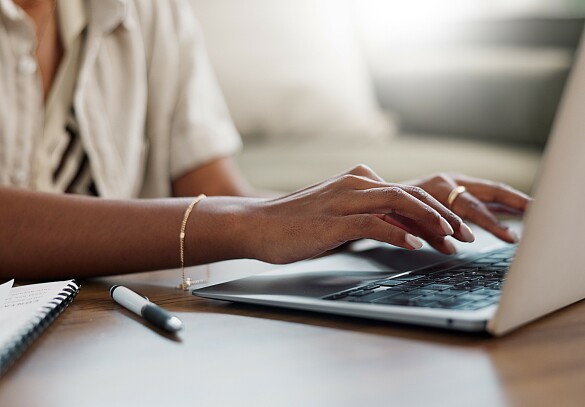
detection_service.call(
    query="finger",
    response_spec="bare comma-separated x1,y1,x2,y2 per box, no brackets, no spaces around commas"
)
452,192,519,243
342,215,424,250
351,187,455,239
458,179,532,213
400,185,475,243
485,202,526,216
383,214,458,255
379,213,417,236
329,178,458,241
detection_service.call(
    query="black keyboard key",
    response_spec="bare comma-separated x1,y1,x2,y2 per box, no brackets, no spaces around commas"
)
384,286,409,292
482,276,502,283
456,293,489,302
378,279,407,287
436,297,474,309
452,299,497,310
408,276,436,283
455,280,483,289
394,275,425,281
434,271,464,278
462,272,482,279
405,289,438,297
333,246,515,309
441,288,471,297
484,267,507,274
348,290,375,297
344,290,397,303
421,284,453,291
431,276,454,283
412,298,440,308
448,276,472,284
422,293,456,301
473,288,501,296
361,284,380,290
401,282,432,290
460,266,481,271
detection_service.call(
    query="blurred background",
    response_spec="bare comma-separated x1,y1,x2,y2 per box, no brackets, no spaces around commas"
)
189,0,585,194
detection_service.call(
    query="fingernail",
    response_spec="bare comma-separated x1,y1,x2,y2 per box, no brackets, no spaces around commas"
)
507,229,520,243
459,223,475,243
405,234,424,250
444,239,458,255
440,217,454,236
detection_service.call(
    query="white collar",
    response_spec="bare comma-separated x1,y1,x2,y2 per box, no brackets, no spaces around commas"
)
0,0,27,21
58,0,87,50
87,0,131,34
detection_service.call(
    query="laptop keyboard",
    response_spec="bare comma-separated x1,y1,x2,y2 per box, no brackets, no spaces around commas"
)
324,246,516,311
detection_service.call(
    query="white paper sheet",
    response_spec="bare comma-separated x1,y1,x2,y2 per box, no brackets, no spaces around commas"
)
0,279,14,308
0,280,74,348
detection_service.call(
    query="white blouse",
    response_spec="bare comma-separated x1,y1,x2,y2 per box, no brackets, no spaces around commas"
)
0,0,242,198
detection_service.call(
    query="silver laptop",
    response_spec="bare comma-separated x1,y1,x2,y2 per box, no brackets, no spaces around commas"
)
193,30,585,336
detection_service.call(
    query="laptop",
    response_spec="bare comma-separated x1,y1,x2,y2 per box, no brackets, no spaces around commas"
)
193,30,585,336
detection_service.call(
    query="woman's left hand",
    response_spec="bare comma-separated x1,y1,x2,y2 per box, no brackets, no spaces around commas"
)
410,172,532,245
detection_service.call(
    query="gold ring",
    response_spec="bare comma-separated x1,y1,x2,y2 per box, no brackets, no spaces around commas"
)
447,185,467,209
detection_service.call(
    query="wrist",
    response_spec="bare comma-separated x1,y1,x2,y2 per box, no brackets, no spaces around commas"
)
184,196,264,264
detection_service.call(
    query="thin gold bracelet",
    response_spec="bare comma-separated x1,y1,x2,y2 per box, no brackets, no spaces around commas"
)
178,194,207,291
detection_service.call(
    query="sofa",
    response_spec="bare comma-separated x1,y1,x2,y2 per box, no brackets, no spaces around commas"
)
190,1,581,194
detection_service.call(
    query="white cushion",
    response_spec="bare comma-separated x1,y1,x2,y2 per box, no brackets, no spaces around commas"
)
370,47,571,146
237,134,541,193
189,0,394,143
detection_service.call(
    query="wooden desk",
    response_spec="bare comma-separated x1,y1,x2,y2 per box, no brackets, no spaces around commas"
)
1,257,585,407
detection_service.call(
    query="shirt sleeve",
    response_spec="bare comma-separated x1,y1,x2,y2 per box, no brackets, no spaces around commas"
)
166,0,242,180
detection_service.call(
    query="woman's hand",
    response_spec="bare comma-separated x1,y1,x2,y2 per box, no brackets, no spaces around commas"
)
409,172,531,245
247,165,477,263
243,166,532,264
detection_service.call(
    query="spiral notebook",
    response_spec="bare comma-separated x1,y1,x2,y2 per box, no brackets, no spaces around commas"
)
0,279,80,375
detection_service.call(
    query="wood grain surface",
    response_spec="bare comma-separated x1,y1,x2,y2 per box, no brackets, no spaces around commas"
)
1,259,584,407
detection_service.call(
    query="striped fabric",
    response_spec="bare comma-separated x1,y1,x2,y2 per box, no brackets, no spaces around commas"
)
51,107,98,196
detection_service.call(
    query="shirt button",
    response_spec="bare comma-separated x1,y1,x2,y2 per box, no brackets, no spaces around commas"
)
18,55,37,74
11,170,28,186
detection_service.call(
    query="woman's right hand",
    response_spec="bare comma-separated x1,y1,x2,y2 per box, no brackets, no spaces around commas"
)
244,164,475,264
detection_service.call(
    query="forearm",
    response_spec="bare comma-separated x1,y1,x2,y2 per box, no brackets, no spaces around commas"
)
0,188,258,280
171,156,279,198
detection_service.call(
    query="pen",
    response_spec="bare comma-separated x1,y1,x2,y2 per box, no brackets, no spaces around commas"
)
110,285,183,333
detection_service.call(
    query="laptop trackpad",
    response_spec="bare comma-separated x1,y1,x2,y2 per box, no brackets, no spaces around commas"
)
196,246,458,299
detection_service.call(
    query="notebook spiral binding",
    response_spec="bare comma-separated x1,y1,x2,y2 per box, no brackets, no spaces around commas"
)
0,280,81,376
